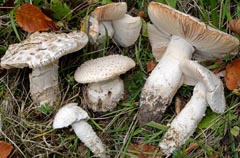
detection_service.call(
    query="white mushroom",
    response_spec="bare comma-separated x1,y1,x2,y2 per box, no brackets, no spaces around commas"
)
1,31,88,105
74,55,135,112
159,60,226,155
53,103,107,157
138,2,239,124
86,2,141,47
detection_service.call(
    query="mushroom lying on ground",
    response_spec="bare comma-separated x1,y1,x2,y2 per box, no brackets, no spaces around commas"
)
159,60,225,155
1,31,88,106
138,1,239,124
85,2,141,47
74,55,136,112
53,103,107,157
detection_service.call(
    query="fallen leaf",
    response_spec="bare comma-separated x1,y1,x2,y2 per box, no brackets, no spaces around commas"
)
127,143,161,158
146,59,156,73
137,10,147,20
15,4,59,32
175,96,187,114
225,58,240,90
229,19,240,34
0,141,13,158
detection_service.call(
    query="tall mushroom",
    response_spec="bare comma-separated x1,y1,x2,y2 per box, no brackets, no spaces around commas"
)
159,60,225,155
74,55,136,112
138,2,239,124
53,103,107,157
1,31,88,106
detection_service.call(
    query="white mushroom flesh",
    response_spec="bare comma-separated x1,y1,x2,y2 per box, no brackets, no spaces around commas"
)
87,77,124,112
139,35,194,124
112,14,142,47
98,21,114,43
159,82,207,155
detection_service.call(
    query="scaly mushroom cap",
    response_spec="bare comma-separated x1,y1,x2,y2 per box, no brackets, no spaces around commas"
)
74,55,136,83
148,2,239,60
53,103,89,129
112,14,142,47
93,2,127,21
1,31,88,69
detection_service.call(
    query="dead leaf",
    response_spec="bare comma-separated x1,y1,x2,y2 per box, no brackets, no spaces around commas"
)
146,59,156,73
175,96,187,114
137,10,147,20
127,143,161,158
229,19,240,34
15,4,59,32
0,141,13,158
225,58,240,90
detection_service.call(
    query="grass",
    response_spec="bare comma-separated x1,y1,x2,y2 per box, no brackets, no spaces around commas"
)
0,0,240,157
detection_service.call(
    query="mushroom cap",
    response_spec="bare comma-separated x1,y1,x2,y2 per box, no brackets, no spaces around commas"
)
93,2,127,21
148,2,239,60
112,14,142,47
74,55,136,83
53,103,89,129
1,31,88,69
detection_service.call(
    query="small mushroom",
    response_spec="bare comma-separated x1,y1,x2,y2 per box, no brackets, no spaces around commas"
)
159,60,225,155
53,103,107,157
86,2,141,47
138,2,239,124
74,55,135,112
1,31,88,105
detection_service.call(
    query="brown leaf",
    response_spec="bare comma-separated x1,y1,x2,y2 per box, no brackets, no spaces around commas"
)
225,58,240,90
0,141,13,158
15,4,59,33
127,143,161,158
137,10,147,20
146,59,156,73
229,19,240,34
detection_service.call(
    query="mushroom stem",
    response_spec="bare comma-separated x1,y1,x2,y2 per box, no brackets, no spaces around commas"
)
71,121,107,158
159,82,207,155
87,77,124,112
29,61,59,105
139,35,194,124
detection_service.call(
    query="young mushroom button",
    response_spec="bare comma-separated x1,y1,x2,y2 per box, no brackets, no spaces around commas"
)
1,31,88,106
138,2,239,125
74,55,136,112
53,103,107,157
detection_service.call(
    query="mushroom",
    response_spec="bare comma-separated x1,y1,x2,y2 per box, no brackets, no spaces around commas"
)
85,2,141,47
138,2,239,124
53,103,107,157
1,31,88,105
74,55,136,112
159,60,226,155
